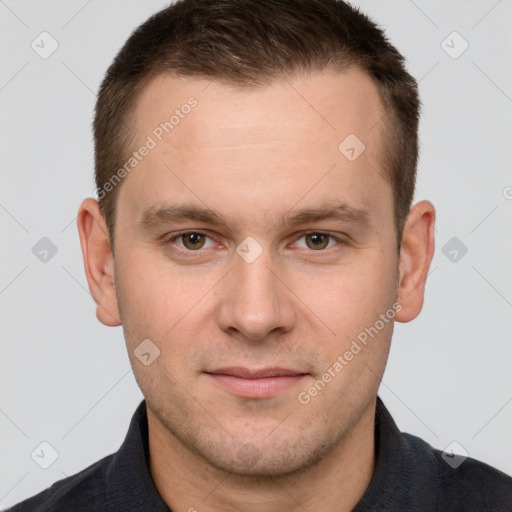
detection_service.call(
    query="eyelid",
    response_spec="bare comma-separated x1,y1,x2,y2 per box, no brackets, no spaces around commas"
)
163,230,215,249
291,230,346,249
161,229,347,253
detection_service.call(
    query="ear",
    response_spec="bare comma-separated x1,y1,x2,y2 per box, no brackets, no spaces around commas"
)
395,200,436,323
77,198,121,327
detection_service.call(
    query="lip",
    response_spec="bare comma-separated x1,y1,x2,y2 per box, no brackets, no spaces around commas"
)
204,367,308,399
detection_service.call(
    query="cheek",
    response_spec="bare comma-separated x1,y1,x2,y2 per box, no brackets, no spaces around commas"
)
114,250,183,338
298,253,397,327
115,248,224,351
310,262,397,385
294,255,398,383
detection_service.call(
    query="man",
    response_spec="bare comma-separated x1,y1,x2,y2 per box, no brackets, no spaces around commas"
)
8,0,511,510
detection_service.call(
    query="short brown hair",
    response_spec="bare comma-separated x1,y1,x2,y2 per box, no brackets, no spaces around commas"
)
93,0,420,253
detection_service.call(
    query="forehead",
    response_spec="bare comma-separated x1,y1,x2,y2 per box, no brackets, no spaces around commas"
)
132,68,385,150
119,68,391,228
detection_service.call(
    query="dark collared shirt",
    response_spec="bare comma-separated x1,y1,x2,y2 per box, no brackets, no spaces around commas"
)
7,397,512,511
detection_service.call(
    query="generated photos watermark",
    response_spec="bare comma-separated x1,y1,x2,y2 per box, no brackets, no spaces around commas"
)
298,301,402,405
94,97,198,201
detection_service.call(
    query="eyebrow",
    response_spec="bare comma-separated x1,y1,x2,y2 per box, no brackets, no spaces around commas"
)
138,202,371,231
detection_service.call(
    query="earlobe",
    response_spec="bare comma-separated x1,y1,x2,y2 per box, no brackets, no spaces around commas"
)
395,200,436,323
77,198,121,327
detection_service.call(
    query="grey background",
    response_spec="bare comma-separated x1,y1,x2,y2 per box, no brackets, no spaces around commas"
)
1,0,511,508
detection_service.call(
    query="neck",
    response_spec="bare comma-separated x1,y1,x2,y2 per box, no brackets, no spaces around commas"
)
148,399,376,512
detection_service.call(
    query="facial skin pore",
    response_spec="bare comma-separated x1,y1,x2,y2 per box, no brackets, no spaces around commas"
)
78,68,435,511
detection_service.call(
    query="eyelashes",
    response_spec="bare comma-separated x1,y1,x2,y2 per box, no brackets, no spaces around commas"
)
162,230,347,256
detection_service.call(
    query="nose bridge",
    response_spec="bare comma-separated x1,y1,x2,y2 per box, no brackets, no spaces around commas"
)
236,247,276,302
217,241,295,340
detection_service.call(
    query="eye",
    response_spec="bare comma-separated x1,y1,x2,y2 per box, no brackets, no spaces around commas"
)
165,231,216,251
162,230,345,255
294,232,341,251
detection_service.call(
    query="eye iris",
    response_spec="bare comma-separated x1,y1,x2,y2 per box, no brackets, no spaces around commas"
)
183,232,205,250
306,233,328,250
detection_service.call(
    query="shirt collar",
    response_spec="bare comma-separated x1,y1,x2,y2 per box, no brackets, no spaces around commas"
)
107,400,171,510
111,396,403,511
353,395,411,510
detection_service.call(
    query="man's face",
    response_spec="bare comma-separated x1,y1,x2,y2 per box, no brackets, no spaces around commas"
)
112,68,400,475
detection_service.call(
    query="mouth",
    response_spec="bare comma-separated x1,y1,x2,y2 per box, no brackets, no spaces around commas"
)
204,367,309,399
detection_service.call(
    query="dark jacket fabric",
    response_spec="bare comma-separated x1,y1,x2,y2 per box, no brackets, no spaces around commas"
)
7,397,512,511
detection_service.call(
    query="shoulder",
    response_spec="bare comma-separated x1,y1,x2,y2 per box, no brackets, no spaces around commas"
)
402,432,512,511
5,453,115,512
5,400,165,512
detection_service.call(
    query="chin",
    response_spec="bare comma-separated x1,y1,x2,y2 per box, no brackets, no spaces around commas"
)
195,435,333,479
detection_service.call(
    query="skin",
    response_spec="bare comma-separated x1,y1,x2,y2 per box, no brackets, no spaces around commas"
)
77,68,435,511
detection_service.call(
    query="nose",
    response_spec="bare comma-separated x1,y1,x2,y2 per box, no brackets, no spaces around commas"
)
216,245,296,342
